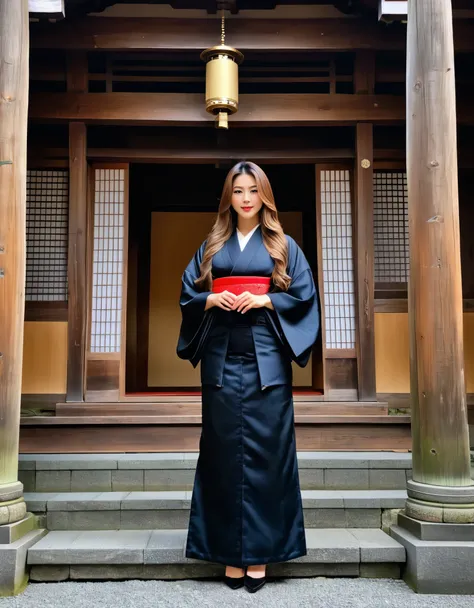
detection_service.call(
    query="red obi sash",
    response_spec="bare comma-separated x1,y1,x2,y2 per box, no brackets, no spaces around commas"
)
212,276,271,296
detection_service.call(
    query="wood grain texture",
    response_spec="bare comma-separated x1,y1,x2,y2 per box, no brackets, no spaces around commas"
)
326,358,358,395
66,48,88,403
24,301,68,322
22,322,68,395
407,0,471,486
88,147,355,164
55,402,389,417
355,123,376,400
86,359,120,393
374,299,408,313
18,422,411,452
29,92,406,125
354,51,375,95
0,0,29,490
29,17,474,52
20,414,410,426
66,52,88,93
67,122,87,402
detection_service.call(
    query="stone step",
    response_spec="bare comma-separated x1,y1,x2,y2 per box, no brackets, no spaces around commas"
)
27,527,406,582
18,451,413,493
24,490,407,531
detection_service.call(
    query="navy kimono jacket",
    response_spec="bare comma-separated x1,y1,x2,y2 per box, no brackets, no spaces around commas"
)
177,226,320,388
178,225,320,567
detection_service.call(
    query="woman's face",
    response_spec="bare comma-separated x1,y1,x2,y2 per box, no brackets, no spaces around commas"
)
230,173,263,222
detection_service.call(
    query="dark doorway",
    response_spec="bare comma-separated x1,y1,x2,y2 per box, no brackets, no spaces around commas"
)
125,163,322,395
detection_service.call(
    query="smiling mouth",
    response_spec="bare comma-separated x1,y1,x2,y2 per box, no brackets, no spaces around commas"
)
242,207,253,211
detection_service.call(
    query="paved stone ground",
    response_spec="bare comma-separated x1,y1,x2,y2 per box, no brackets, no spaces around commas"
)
1,578,474,608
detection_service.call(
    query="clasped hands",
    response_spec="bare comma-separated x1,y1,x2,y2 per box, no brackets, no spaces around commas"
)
206,290,273,314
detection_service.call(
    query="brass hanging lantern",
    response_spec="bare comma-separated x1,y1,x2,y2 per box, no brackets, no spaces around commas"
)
200,11,244,129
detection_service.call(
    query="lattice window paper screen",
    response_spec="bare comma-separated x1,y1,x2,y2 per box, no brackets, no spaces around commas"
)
373,172,409,283
321,170,356,349
26,170,69,301
91,169,125,353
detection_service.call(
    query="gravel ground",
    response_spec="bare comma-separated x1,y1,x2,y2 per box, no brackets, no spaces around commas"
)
1,578,474,608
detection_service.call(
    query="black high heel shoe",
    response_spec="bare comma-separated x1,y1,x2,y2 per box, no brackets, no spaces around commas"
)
223,575,245,590
244,573,267,593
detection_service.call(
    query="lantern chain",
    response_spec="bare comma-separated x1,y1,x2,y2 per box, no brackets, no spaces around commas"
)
221,10,225,45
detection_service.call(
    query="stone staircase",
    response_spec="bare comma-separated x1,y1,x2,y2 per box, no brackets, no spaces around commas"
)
18,452,411,582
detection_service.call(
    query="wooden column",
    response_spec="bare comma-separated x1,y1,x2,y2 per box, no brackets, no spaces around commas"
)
66,52,88,401
0,0,28,524
406,0,474,517
355,124,376,401
354,51,377,402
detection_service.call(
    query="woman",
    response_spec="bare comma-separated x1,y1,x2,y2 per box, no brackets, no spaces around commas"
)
177,161,319,593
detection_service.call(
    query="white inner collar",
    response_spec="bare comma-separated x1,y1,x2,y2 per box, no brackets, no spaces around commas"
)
236,224,259,251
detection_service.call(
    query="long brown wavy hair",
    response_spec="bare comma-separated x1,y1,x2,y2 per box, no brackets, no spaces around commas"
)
195,161,291,292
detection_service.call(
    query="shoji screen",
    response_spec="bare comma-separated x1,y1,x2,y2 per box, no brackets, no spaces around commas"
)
26,169,69,302
316,166,358,400
85,164,128,402
373,171,409,285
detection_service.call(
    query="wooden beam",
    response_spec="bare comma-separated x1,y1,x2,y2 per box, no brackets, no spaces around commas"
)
29,17,474,52
0,0,29,518
29,92,406,125
67,124,87,402
28,0,65,18
87,147,355,163
30,17,405,52
407,0,471,489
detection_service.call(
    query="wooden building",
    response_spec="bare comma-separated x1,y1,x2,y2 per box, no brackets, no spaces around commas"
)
5,0,474,453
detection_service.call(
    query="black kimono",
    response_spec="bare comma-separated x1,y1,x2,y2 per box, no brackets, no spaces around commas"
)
177,225,319,567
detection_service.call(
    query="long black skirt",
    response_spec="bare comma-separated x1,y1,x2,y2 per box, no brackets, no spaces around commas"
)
185,326,306,567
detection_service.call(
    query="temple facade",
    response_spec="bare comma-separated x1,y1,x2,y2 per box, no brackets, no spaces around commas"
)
1,0,474,597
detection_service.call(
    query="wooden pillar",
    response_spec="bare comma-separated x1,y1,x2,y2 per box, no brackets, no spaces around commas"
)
355,124,376,401
66,52,88,402
354,51,377,401
0,0,28,525
406,0,474,520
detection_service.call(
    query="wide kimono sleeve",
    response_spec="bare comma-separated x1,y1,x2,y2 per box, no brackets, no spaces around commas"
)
176,242,214,367
266,236,320,368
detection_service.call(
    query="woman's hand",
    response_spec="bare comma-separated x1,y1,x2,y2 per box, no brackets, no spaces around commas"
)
205,291,237,311
232,292,274,315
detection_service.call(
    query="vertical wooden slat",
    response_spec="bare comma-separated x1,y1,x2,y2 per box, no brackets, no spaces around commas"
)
66,51,88,402
355,124,376,401
119,168,130,397
354,48,377,402
407,0,471,486
66,52,88,93
0,0,29,517
329,60,336,94
354,51,376,95
67,123,87,401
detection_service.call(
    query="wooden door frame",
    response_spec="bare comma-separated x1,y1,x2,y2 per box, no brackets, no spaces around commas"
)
86,152,356,404
84,162,130,402
315,162,359,402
